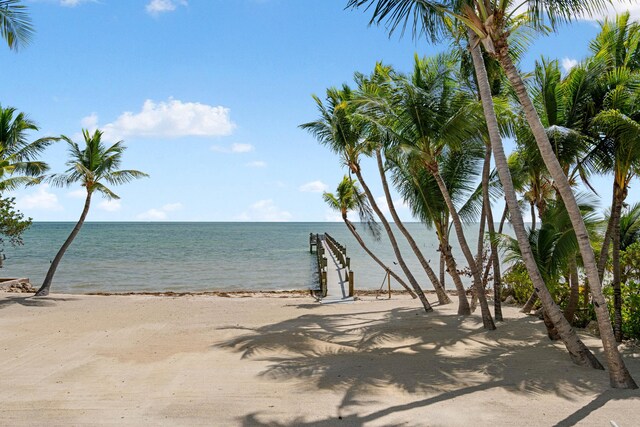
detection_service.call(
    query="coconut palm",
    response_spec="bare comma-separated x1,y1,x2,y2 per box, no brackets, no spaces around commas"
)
390,135,486,315
301,87,434,312
34,129,148,296
588,13,640,343
0,105,56,192
354,63,451,305
0,0,33,51
383,54,496,329
323,175,417,298
347,0,613,378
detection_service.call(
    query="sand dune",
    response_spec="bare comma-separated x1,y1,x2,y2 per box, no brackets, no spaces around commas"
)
1,293,638,426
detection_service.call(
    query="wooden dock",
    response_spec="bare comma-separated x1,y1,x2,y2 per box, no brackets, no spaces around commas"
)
310,233,354,304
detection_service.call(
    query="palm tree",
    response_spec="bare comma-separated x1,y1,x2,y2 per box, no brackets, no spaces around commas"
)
0,105,55,191
301,87,434,312
324,175,417,298
347,0,611,378
384,54,496,329
354,63,451,305
589,13,640,343
391,135,482,315
0,0,33,51
34,129,148,296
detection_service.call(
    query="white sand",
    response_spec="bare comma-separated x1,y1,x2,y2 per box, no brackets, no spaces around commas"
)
1,292,639,426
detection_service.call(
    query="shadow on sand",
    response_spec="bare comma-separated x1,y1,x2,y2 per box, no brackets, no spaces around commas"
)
214,305,640,426
0,295,78,309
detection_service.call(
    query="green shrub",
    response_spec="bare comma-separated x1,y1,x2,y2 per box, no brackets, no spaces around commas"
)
502,262,534,304
604,280,640,340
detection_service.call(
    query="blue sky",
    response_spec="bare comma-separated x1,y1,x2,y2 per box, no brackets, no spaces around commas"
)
2,0,639,222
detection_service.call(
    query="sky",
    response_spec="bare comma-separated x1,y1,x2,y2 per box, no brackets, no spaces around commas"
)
2,0,639,222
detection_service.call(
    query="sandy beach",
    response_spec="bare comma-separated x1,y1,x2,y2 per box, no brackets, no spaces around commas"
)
1,292,639,426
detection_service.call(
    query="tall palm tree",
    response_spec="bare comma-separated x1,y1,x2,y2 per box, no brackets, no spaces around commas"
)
301,87,434,312
390,135,483,315
385,54,496,329
347,0,612,378
0,0,33,51
589,13,640,343
34,129,148,296
354,63,451,305
323,175,417,297
0,105,55,191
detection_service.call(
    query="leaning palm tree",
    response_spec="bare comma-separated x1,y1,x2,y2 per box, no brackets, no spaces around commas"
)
301,86,434,312
347,0,637,388
0,105,56,191
34,129,148,296
353,63,451,305
324,175,417,298
0,0,33,51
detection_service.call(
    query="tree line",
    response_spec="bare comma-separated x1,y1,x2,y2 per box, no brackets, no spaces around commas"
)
302,1,639,389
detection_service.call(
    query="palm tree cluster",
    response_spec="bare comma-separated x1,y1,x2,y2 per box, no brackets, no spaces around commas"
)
302,1,639,389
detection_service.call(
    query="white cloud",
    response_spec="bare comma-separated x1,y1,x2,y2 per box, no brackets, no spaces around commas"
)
299,180,328,193
137,208,167,221
81,112,99,130
561,58,579,73
578,2,640,20
162,203,183,212
211,143,255,153
136,202,183,220
60,0,94,6
67,189,86,199
83,99,235,142
146,0,187,15
16,184,63,212
236,200,292,222
99,199,122,212
246,161,267,168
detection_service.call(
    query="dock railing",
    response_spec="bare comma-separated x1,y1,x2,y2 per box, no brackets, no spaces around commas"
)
309,233,354,298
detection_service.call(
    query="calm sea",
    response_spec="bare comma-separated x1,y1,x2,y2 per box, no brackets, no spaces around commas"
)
0,222,506,294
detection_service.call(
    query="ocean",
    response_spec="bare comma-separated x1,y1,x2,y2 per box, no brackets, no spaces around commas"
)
0,222,504,294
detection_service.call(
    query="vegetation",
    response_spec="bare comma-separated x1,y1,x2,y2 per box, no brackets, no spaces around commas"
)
34,130,148,296
0,196,31,262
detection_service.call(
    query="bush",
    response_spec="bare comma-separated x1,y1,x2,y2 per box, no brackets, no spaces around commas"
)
502,262,534,304
605,281,640,340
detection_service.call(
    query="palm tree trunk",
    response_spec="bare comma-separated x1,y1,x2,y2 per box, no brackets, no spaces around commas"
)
440,251,446,290
521,291,539,314
442,240,471,315
352,166,433,312
496,48,635,387
565,256,580,325
343,217,417,298
482,145,503,321
375,149,451,305
530,203,536,231
498,204,508,233
430,166,495,330
35,192,92,297
468,31,603,369
598,190,616,282
612,181,624,342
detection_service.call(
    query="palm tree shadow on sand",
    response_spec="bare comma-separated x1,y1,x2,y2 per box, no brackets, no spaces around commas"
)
214,306,640,426
0,295,77,309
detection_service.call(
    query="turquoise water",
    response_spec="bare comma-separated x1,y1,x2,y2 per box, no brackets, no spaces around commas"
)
1,222,498,294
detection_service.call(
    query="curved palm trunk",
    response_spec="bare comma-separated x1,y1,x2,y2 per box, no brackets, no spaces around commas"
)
469,31,603,369
35,192,92,297
442,241,471,315
343,216,417,299
530,203,537,231
497,50,636,388
439,252,446,290
430,167,495,330
352,166,433,312
375,149,451,305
